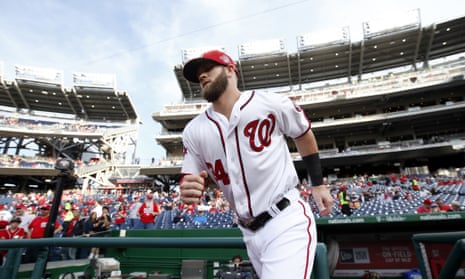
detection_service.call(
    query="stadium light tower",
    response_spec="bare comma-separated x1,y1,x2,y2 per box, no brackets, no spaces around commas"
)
297,26,350,51
362,8,420,39
238,38,286,59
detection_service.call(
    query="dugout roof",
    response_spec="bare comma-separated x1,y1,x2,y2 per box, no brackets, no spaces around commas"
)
174,15,465,100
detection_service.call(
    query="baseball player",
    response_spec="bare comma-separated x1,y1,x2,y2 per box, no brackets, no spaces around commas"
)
180,49,334,279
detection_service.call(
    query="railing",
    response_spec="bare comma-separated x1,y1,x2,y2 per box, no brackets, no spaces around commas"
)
74,161,111,177
412,231,465,279
0,237,330,279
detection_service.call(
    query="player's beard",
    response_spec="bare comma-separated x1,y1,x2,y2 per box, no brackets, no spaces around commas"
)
201,68,228,103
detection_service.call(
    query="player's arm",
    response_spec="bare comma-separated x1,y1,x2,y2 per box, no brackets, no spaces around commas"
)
293,130,334,216
180,127,208,205
280,95,324,184
294,129,319,156
294,129,324,186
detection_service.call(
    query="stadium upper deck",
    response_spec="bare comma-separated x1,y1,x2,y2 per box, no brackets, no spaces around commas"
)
173,15,465,100
0,68,138,123
147,13,465,177
0,68,140,192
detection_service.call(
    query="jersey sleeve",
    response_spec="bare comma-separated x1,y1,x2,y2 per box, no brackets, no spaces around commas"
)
273,93,311,138
181,120,204,175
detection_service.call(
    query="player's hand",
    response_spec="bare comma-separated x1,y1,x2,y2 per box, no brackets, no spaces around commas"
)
311,185,334,216
180,170,208,205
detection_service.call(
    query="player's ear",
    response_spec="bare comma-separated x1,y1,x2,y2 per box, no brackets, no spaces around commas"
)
226,65,236,77
227,66,240,86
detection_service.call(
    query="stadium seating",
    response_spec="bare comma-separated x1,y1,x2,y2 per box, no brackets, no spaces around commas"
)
148,179,465,229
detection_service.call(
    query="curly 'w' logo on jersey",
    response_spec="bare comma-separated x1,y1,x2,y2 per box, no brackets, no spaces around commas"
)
244,114,276,152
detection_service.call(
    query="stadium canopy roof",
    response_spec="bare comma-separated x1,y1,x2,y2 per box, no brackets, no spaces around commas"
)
174,15,465,100
0,74,138,123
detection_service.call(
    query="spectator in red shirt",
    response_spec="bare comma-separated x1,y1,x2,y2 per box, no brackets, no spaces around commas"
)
27,204,63,238
63,206,85,259
208,201,219,214
3,217,25,239
0,217,25,264
417,199,433,214
24,204,62,263
113,204,127,230
0,220,8,230
137,194,160,229
404,191,413,201
435,198,453,212
183,203,197,215
0,219,10,265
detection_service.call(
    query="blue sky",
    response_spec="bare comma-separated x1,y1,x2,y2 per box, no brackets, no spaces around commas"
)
0,0,464,164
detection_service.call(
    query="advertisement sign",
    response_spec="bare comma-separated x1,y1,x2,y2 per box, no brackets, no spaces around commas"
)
337,240,417,270
334,240,465,277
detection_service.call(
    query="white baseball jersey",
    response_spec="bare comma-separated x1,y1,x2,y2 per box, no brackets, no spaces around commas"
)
181,91,311,219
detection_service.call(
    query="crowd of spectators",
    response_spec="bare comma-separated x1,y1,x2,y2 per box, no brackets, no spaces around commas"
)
0,187,235,262
0,114,108,134
0,170,464,263
0,154,94,169
321,171,465,217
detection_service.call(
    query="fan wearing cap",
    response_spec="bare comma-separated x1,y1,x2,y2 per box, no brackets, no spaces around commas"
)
0,217,25,239
0,217,24,264
451,200,462,211
13,204,34,231
417,198,433,214
137,193,160,229
180,50,334,278
24,204,63,263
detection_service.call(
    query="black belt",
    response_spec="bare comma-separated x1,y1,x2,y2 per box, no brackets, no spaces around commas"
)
239,197,290,232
